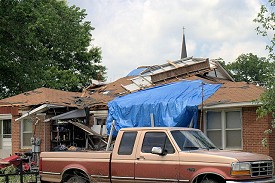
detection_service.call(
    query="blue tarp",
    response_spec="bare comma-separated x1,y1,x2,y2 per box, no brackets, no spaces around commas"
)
127,68,147,76
107,80,221,134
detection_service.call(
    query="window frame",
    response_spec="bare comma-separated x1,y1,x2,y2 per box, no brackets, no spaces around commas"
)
0,114,12,149
92,110,108,125
94,117,106,125
204,109,243,150
92,110,108,136
2,119,11,138
21,118,33,149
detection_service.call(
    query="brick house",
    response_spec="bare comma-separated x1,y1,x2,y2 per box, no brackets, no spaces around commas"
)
0,87,81,158
0,58,273,162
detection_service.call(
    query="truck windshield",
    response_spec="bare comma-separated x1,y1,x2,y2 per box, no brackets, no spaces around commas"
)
171,130,217,151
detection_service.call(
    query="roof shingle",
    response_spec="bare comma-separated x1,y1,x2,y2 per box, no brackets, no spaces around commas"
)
0,87,82,107
204,81,264,106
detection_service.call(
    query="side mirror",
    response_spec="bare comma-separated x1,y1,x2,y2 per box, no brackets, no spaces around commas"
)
151,147,167,155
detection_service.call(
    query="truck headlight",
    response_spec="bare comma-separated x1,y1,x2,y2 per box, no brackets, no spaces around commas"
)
231,162,251,176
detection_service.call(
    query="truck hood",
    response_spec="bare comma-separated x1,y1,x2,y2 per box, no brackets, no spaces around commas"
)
180,150,272,164
199,150,272,161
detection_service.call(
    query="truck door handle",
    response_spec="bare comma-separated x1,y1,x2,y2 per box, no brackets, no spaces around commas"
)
137,156,145,160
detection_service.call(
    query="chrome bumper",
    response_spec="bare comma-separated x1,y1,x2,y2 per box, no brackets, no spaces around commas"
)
226,177,275,183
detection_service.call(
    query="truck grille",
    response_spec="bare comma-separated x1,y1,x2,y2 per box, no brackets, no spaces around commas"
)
251,161,273,177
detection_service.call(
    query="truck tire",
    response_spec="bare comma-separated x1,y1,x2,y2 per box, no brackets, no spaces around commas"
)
201,179,218,183
66,176,88,183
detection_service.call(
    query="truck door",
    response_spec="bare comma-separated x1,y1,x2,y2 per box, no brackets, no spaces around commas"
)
135,131,179,182
111,131,139,182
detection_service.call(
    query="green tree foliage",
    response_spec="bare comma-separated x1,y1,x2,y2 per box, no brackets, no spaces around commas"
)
253,0,274,146
0,0,106,98
254,0,275,61
226,53,273,85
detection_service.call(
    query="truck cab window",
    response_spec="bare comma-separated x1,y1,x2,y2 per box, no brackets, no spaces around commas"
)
118,132,137,155
141,132,175,154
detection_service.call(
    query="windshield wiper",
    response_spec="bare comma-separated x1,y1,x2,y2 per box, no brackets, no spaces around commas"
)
183,146,214,151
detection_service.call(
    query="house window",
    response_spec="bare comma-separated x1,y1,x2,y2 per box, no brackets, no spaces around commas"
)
92,117,107,135
206,111,222,148
94,118,106,125
21,119,33,148
205,110,242,150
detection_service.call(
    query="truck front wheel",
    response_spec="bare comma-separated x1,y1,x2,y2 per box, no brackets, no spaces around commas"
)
66,176,88,183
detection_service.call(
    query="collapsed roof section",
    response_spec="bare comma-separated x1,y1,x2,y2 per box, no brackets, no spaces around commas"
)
121,57,234,92
125,57,209,91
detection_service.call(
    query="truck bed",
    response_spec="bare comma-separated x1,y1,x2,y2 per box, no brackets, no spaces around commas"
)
41,151,111,159
40,151,112,182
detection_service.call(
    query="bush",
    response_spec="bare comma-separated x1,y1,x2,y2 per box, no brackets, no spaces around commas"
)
0,165,36,183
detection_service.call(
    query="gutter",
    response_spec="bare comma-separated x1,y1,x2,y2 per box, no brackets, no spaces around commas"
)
200,102,261,110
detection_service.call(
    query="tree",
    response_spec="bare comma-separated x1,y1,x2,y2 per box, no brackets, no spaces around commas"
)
254,0,275,61
225,53,272,85
253,0,275,146
0,0,106,98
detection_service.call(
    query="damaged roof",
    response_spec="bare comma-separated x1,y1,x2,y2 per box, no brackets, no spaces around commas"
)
0,87,82,107
79,57,235,108
80,76,134,108
78,57,264,109
2,56,262,110
82,76,264,109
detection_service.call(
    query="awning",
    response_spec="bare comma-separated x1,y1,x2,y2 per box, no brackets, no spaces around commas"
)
15,104,65,121
44,109,86,122
67,121,102,137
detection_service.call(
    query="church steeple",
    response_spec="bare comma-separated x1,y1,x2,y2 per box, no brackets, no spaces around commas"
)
181,27,187,59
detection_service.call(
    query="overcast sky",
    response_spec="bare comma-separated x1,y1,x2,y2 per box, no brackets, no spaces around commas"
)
67,0,270,82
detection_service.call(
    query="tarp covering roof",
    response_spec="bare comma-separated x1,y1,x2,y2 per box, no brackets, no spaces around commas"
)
107,80,221,134
127,68,147,76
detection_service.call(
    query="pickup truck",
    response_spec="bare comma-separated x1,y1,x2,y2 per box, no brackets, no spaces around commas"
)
40,127,275,183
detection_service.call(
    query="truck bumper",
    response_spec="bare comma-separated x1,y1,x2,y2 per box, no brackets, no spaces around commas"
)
226,177,275,183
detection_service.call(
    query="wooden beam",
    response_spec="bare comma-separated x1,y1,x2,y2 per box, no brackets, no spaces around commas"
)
167,60,180,68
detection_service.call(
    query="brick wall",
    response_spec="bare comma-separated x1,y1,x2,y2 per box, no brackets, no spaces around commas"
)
11,113,52,154
242,107,274,160
0,106,18,115
11,114,21,154
30,115,51,152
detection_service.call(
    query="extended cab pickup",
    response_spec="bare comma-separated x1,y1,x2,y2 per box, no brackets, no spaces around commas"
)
40,127,275,183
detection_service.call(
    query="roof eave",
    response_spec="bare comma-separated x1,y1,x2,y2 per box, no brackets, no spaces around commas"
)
201,101,261,109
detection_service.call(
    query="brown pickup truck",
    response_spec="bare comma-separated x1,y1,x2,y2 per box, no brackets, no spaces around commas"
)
40,127,275,183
